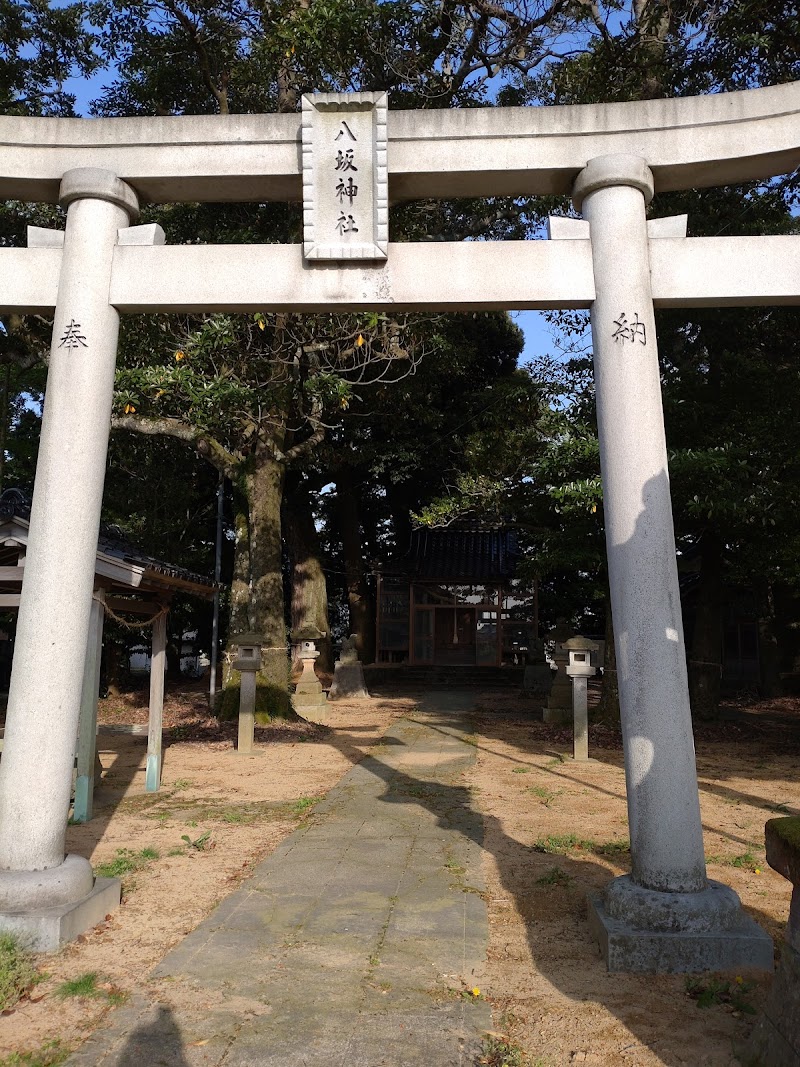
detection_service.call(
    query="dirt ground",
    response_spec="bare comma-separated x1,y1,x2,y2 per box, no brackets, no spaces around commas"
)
2,683,797,1067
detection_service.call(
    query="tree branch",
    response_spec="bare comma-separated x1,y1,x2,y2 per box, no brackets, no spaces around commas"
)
163,0,229,113
110,413,240,475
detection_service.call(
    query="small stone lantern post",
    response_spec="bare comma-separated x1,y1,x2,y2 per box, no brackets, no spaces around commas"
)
292,626,327,721
564,636,599,762
232,632,263,755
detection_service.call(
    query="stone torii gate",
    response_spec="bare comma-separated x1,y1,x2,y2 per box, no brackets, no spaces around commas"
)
0,83,799,966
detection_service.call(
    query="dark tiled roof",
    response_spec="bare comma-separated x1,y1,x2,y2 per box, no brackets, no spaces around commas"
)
380,525,520,582
0,488,214,592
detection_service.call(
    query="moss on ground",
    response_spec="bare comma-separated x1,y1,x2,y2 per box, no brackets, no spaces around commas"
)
217,682,294,723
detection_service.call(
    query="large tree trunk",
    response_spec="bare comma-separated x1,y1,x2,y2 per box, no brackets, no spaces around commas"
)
283,476,332,671
336,468,373,662
688,531,724,720
594,593,620,724
104,637,126,699
248,444,290,720
220,442,292,721
220,490,253,694
755,577,783,698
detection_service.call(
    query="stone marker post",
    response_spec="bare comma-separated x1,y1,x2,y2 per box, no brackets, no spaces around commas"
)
233,633,263,755
564,636,599,762
145,609,168,791
0,168,139,949
575,154,772,971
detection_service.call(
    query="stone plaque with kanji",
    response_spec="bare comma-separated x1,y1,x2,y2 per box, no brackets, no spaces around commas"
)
301,91,388,262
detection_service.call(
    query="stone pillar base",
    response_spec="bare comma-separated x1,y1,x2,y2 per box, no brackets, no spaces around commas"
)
293,688,327,706
328,663,369,700
588,876,773,973
0,876,120,953
294,700,330,725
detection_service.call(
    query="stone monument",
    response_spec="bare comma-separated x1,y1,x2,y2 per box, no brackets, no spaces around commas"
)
544,617,573,724
522,635,553,699
328,635,369,701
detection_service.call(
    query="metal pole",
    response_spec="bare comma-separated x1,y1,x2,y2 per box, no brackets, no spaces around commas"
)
209,473,224,706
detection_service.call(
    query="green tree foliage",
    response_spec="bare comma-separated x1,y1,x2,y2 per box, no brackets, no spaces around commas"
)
0,0,97,115
78,0,581,711
3,0,800,723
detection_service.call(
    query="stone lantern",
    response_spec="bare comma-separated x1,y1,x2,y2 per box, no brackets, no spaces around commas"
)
564,635,599,762
232,631,263,755
291,625,327,722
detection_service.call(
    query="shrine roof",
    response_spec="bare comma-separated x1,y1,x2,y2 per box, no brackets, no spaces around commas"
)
377,524,520,583
0,488,214,598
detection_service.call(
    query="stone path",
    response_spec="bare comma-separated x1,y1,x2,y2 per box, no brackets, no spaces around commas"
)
68,693,490,1067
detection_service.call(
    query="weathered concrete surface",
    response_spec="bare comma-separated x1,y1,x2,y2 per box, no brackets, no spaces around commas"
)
66,694,490,1066
6,236,800,316
578,155,707,896
328,662,369,700
588,881,773,974
0,80,798,203
0,169,137,934
0,877,120,955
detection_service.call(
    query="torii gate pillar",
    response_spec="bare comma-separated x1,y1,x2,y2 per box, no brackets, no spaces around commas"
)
0,168,137,950
575,155,772,971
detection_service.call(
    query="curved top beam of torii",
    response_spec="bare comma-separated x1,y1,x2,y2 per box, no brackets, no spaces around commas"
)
0,80,798,205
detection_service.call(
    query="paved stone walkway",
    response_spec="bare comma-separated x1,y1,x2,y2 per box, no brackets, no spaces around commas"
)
68,693,490,1066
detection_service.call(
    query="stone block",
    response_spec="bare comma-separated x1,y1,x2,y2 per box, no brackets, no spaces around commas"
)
294,698,330,725
543,703,571,725
588,890,774,973
740,817,800,1065
0,877,120,953
765,817,800,889
742,941,800,1067
523,663,552,696
328,662,368,701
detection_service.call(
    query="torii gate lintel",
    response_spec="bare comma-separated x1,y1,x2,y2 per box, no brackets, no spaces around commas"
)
0,86,796,970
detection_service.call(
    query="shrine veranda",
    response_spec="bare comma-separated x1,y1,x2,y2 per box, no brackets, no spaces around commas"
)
0,82,798,967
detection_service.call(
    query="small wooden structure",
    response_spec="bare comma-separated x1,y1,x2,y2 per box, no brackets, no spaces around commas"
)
0,490,214,818
374,525,537,667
